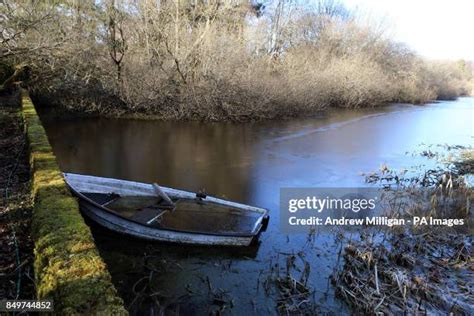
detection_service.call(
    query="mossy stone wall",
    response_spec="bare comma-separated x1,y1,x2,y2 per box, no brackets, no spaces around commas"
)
21,91,127,315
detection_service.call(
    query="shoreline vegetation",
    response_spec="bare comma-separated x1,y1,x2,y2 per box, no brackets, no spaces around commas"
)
1,1,473,122
332,147,473,314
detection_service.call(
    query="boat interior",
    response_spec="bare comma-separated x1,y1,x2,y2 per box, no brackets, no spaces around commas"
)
82,192,263,236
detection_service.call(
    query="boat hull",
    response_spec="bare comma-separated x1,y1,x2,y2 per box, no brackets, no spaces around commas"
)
80,199,254,246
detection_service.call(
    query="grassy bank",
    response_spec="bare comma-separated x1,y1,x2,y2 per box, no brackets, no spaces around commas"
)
2,1,473,122
21,92,127,314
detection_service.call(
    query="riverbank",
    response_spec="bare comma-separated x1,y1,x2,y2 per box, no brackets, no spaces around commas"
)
22,91,127,314
0,91,127,314
32,91,473,123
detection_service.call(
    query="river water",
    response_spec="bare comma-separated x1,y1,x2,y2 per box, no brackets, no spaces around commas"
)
41,98,473,314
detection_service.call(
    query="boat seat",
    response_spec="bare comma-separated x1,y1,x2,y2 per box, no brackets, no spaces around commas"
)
130,207,168,224
83,192,120,206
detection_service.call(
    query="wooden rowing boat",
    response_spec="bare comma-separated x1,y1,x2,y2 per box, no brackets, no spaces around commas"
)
63,173,269,246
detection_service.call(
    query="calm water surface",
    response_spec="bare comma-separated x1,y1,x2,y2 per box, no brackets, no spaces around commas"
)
41,98,473,314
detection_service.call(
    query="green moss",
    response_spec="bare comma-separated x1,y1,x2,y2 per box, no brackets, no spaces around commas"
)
21,91,127,315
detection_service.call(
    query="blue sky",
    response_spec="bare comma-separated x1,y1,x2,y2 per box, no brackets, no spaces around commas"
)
343,0,474,60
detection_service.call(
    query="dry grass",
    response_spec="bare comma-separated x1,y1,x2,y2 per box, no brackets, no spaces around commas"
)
333,146,474,314
333,232,473,314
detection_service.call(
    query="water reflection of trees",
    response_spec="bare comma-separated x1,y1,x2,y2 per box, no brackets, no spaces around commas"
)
44,119,257,202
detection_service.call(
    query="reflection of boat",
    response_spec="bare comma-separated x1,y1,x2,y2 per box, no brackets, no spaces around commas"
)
63,173,269,246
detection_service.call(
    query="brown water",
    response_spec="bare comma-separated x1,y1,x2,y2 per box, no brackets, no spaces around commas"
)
40,98,473,315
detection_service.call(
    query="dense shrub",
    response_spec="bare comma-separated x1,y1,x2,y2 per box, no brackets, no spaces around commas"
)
1,0,472,120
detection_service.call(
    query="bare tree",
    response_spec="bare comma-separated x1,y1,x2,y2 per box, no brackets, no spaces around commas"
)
106,0,127,83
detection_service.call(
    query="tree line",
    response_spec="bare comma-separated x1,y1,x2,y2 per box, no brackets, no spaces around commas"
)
1,0,472,120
